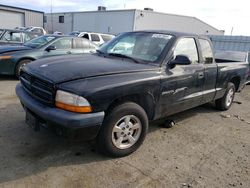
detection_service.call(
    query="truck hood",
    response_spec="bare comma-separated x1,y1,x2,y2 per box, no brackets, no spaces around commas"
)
24,54,159,83
0,45,31,54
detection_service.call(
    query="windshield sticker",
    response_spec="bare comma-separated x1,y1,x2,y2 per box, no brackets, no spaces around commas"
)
152,34,172,40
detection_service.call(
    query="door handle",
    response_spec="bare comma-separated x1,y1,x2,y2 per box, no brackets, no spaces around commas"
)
198,72,204,79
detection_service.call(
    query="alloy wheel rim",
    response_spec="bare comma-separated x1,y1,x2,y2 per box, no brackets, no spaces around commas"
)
111,115,142,150
226,88,234,107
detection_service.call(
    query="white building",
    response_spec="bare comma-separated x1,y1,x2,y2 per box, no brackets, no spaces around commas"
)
0,4,44,29
45,8,223,35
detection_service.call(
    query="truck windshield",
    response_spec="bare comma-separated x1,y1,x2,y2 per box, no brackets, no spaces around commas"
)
24,36,55,48
98,32,173,64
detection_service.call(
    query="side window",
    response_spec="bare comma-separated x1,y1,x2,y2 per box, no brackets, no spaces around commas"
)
199,39,214,64
2,31,22,42
91,34,100,42
73,38,91,49
52,38,72,49
174,38,199,64
73,38,83,49
82,34,89,40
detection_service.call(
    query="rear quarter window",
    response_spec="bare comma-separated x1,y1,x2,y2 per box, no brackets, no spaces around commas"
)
199,39,214,64
91,34,100,42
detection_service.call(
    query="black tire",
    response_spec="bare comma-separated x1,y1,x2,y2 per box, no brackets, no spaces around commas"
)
15,59,32,78
215,82,235,111
97,102,148,157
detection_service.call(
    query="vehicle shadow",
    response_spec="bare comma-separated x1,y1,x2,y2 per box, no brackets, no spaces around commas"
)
0,102,219,184
0,75,17,81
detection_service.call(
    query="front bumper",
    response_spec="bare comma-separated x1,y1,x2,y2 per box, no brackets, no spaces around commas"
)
16,83,105,138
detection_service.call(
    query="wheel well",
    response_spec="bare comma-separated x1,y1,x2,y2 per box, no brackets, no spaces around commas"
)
18,57,35,64
105,94,156,120
230,77,240,91
15,58,35,71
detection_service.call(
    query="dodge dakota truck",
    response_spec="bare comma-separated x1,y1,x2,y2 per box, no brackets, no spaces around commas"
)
16,31,249,157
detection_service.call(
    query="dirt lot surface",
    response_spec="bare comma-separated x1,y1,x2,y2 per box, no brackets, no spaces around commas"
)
0,76,249,188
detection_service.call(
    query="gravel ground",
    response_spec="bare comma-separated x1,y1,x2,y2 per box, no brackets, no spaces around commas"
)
0,76,249,188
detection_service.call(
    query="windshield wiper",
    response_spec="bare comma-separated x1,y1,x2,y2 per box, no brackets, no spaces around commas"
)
108,53,140,64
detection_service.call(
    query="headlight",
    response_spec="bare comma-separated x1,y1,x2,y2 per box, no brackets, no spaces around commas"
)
55,90,92,113
0,56,12,60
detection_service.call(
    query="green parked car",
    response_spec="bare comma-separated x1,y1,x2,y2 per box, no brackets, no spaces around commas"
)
0,35,97,77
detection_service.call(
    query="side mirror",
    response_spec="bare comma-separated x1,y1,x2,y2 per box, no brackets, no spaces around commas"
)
45,45,56,52
169,55,192,69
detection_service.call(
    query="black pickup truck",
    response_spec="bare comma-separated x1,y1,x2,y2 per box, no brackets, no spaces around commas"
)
16,31,249,157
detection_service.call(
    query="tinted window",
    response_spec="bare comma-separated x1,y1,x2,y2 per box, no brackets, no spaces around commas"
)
174,38,199,63
101,35,113,42
2,31,22,42
91,34,100,42
82,34,89,39
44,16,47,23
0,30,3,36
199,39,213,64
59,16,64,23
52,38,72,49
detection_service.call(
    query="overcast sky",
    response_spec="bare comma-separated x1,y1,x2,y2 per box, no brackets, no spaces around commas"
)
1,0,249,35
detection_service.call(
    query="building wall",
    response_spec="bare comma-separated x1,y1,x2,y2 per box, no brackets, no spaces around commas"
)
45,10,134,34
0,5,44,28
210,35,250,52
45,9,223,35
45,13,73,34
73,10,134,34
0,9,24,28
134,10,223,35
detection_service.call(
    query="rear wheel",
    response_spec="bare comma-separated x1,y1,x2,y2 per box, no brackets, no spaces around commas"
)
15,59,32,78
97,102,148,157
215,82,235,111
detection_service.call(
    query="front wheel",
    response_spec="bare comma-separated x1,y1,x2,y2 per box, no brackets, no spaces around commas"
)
215,82,235,111
15,59,32,78
97,102,148,157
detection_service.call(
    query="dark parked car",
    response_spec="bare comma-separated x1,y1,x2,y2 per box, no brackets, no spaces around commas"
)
16,31,248,157
215,50,250,84
0,29,41,45
0,35,97,77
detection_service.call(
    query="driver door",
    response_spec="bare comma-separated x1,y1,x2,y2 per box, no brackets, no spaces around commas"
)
160,37,205,116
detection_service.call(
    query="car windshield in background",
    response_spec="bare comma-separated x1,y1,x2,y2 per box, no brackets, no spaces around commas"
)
69,31,80,36
24,36,55,48
99,32,172,63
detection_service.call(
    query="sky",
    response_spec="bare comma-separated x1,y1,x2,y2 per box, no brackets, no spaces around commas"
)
1,0,249,35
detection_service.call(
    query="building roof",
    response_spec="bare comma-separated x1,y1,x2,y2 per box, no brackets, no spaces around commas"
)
0,4,44,14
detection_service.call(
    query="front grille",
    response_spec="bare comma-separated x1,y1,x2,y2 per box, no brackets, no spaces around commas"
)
20,71,55,105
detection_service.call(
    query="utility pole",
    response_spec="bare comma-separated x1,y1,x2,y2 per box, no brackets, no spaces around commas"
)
50,0,54,33
230,27,234,35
